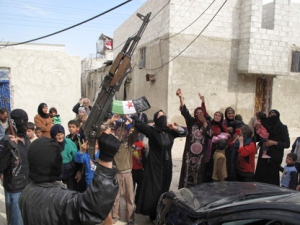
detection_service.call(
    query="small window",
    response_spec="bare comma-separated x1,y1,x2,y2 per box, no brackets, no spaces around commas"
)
139,47,146,69
291,51,300,72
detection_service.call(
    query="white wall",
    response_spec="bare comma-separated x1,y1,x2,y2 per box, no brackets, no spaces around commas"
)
0,43,81,130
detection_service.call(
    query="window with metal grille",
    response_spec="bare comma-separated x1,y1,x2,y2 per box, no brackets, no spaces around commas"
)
291,51,300,72
139,47,146,69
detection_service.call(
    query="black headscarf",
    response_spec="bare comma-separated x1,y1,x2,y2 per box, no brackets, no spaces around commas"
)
37,103,49,119
28,137,63,183
153,110,168,132
224,107,235,127
261,109,283,136
50,124,66,148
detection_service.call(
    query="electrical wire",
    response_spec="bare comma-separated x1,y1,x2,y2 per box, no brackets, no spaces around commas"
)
162,0,216,40
148,0,228,73
156,0,190,37
149,0,216,75
0,0,132,47
150,0,171,21
0,12,130,23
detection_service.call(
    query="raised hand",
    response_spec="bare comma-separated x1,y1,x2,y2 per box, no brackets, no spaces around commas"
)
198,93,205,102
167,122,178,131
75,170,82,183
176,88,182,97
81,140,87,153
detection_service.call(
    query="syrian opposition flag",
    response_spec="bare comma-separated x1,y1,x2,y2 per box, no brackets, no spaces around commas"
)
112,100,136,115
111,96,151,115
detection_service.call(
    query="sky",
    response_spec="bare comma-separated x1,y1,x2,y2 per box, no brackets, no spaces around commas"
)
0,0,146,59
0,0,299,60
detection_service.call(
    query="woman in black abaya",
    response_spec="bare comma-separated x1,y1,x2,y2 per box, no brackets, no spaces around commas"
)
134,110,187,222
255,109,290,186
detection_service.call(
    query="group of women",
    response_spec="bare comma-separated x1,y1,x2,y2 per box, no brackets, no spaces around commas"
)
133,88,290,222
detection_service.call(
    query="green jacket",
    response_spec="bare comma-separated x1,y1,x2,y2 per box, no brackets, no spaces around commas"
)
52,115,61,125
62,138,77,164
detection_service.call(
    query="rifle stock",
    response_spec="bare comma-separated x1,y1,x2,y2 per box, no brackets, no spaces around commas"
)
83,12,151,159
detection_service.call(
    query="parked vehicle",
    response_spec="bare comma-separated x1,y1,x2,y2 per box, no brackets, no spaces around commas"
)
156,182,300,225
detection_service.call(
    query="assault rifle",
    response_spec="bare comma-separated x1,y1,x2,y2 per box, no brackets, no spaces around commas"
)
83,12,151,159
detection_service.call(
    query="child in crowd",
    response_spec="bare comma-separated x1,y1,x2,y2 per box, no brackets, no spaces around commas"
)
112,121,138,225
229,114,245,134
66,119,86,192
255,111,271,158
212,132,230,143
66,120,81,150
76,114,88,143
26,122,37,142
212,139,228,181
78,107,86,115
49,107,61,124
236,125,256,182
74,141,100,187
291,137,300,185
280,153,298,190
132,136,145,205
34,127,43,138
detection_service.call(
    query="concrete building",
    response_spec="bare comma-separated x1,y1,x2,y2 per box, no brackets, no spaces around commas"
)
81,34,114,104
0,42,81,129
110,0,300,128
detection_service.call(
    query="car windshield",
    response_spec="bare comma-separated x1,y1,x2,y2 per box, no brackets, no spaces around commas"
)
173,182,296,211
202,192,294,210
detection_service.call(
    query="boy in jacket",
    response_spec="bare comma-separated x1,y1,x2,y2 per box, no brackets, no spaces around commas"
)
236,125,256,182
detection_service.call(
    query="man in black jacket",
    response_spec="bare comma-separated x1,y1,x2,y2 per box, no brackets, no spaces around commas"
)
0,109,30,225
19,131,120,225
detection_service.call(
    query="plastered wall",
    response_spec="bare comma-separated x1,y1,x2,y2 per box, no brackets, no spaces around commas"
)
0,43,81,130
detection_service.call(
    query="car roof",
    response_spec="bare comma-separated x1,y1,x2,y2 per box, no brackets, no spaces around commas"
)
171,182,300,211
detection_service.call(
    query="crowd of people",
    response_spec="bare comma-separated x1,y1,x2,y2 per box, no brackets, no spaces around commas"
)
0,91,299,225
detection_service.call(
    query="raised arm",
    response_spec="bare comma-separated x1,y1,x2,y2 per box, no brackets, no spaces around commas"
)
167,122,187,138
72,98,83,114
198,92,210,119
134,120,153,138
176,88,184,107
176,88,194,124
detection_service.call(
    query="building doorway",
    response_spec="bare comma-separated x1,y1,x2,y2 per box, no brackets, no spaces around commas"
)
0,68,11,111
254,76,273,115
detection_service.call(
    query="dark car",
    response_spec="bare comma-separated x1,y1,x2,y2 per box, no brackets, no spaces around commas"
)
156,182,300,225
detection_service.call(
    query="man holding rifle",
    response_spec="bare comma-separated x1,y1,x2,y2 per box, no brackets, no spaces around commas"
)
19,130,120,225
0,109,30,225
